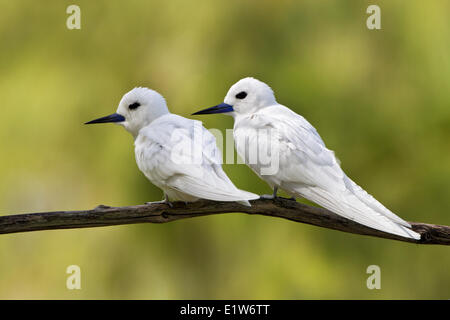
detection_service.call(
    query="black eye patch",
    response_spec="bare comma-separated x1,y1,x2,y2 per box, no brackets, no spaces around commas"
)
235,91,247,99
129,102,141,110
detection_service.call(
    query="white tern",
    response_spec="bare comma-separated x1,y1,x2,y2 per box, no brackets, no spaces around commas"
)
193,77,420,239
86,87,258,206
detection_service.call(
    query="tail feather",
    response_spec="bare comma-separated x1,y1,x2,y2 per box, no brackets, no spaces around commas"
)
344,177,411,227
289,184,420,240
169,175,259,202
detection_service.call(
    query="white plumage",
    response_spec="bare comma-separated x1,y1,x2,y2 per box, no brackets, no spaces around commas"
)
193,77,420,239
86,87,258,205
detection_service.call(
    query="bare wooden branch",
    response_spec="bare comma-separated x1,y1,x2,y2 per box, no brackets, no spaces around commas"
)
0,198,448,245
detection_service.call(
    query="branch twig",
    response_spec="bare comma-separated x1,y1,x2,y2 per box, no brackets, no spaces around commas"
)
0,198,448,245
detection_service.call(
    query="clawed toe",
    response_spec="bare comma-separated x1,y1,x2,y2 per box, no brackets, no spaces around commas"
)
145,199,173,208
260,194,276,200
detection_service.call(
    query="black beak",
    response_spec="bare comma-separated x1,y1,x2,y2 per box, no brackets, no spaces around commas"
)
85,113,125,124
192,103,234,115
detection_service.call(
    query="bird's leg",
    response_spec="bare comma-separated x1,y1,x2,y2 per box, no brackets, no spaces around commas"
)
272,186,278,199
145,193,173,208
260,186,278,200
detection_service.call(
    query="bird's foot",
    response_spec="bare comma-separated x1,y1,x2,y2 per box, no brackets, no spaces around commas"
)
145,199,173,208
260,194,277,200
260,192,296,201
94,204,112,210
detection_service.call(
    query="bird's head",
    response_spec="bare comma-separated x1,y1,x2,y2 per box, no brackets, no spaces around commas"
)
85,87,169,137
192,77,276,117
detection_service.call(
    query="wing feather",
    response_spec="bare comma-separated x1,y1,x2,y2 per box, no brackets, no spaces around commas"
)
136,114,258,202
237,105,419,239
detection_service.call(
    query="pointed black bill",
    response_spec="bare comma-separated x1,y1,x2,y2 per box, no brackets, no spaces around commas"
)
192,103,234,115
85,113,125,124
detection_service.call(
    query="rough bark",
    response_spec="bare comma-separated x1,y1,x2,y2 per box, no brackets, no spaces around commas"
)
0,198,448,245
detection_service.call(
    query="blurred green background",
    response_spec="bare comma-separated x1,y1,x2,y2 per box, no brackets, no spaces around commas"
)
0,0,449,299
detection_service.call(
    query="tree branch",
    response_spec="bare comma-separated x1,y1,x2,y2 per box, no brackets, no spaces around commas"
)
0,198,448,245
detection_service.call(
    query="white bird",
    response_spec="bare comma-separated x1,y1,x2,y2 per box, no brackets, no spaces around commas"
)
193,77,420,239
86,87,258,206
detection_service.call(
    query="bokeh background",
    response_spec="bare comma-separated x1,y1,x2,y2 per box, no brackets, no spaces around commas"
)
0,0,449,299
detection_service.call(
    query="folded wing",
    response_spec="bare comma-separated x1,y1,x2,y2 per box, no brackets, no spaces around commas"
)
136,115,258,202
255,106,420,239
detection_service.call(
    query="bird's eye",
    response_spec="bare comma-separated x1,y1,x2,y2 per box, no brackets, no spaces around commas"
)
235,91,247,99
129,102,141,110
